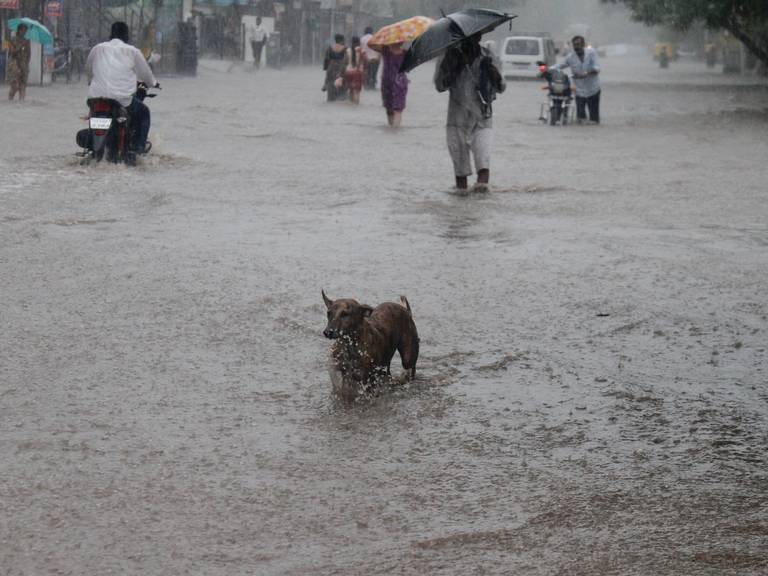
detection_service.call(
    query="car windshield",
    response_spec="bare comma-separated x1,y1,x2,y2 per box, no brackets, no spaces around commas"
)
505,39,540,56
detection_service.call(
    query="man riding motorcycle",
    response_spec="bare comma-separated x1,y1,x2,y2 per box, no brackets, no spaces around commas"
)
85,22,159,153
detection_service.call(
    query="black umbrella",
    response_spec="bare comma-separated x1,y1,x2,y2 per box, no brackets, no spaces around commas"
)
400,8,516,73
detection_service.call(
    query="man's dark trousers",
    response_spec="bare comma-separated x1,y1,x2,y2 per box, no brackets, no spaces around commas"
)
251,41,265,68
365,59,380,89
127,97,151,152
576,90,600,123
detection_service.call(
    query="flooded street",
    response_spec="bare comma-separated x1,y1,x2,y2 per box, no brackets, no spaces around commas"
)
1,55,767,574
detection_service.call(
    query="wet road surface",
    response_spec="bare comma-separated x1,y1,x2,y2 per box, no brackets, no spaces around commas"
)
1,55,767,574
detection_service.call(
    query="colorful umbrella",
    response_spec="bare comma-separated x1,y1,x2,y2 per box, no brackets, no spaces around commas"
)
8,17,54,45
367,16,434,52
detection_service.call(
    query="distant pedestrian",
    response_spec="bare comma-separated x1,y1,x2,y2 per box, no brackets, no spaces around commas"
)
380,43,408,127
7,23,31,101
435,34,505,192
551,35,601,124
323,34,348,102
248,17,268,69
360,26,380,89
71,32,88,81
344,36,364,105
705,43,717,68
659,46,670,68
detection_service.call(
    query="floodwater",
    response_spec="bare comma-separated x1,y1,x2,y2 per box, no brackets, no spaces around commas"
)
1,55,767,574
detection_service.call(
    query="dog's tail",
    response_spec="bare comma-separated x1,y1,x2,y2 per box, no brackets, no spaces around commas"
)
399,295,412,314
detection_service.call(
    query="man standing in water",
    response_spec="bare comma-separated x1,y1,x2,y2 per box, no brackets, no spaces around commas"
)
552,35,601,124
435,34,505,192
248,17,268,70
360,26,380,89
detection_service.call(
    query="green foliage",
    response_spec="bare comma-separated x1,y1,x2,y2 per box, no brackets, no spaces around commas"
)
609,0,766,30
606,0,768,65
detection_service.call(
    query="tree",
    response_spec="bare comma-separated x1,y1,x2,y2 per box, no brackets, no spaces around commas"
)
605,0,768,68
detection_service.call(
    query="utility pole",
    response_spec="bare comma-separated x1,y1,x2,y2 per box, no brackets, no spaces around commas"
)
299,8,305,66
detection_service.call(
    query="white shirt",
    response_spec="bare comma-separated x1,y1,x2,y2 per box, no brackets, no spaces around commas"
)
360,33,379,61
85,38,157,106
552,47,601,98
249,25,268,43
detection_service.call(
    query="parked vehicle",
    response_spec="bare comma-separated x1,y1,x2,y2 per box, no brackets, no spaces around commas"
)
501,35,557,79
537,64,572,125
76,82,157,166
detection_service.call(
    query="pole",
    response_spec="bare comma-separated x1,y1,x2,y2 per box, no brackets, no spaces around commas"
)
299,9,305,66
39,0,44,85
312,29,317,66
138,0,145,50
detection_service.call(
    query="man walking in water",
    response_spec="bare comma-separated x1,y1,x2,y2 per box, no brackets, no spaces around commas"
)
248,17,268,69
435,34,505,192
360,26,380,89
551,35,601,124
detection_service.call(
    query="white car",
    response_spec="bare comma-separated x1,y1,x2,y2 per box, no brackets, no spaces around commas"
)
500,35,557,79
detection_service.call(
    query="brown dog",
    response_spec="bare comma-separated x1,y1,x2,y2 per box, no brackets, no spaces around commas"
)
322,290,419,397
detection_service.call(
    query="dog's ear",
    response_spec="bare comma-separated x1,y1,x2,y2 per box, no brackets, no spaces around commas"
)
321,289,333,309
359,304,374,318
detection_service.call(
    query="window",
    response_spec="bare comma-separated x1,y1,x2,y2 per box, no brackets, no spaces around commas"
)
545,40,555,60
505,39,541,56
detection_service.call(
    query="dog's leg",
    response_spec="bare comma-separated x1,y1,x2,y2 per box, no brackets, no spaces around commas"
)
398,332,419,380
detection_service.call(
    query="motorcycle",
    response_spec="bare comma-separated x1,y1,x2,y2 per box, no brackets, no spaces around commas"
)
51,46,72,83
537,63,572,126
76,82,158,166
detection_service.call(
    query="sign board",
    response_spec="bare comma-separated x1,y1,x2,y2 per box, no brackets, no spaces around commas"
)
0,0,20,8
45,0,63,18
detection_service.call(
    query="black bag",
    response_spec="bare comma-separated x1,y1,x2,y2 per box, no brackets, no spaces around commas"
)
477,54,502,118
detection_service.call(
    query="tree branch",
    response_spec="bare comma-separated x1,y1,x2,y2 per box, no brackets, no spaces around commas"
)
725,16,768,69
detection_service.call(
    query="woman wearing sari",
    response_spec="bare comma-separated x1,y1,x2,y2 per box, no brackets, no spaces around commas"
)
8,24,32,101
323,34,348,102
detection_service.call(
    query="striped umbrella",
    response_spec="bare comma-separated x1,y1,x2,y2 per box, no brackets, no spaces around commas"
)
367,16,434,52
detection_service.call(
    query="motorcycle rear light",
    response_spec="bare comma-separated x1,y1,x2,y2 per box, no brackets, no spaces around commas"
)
93,130,107,136
92,102,111,113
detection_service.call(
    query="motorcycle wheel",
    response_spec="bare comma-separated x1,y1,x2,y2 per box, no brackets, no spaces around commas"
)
562,106,569,126
106,126,126,163
549,106,557,126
